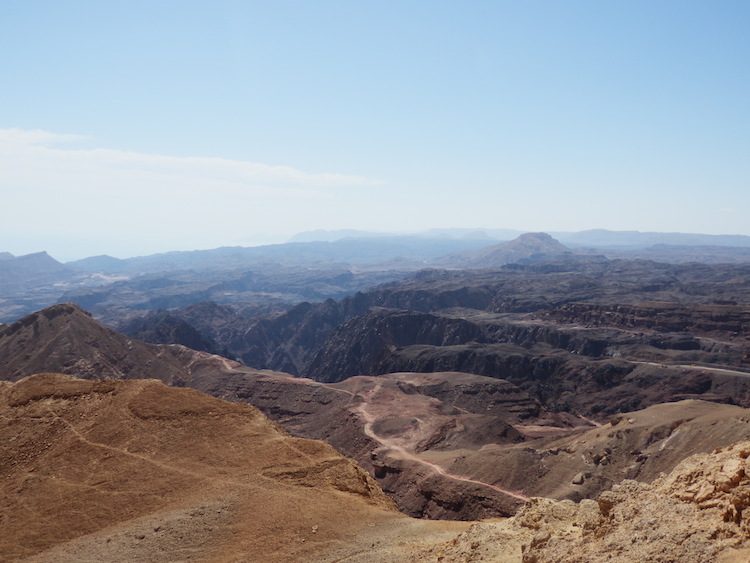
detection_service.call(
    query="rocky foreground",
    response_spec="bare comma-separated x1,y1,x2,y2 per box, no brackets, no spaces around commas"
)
4,373,750,562
434,440,750,563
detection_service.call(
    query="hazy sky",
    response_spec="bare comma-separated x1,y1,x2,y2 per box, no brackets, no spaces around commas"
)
2,1,749,261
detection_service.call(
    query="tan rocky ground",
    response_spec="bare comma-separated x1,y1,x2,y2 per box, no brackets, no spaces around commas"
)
0,373,452,563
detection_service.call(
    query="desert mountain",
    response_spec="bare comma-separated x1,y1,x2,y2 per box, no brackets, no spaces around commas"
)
65,236,498,275
553,228,750,249
0,372,413,562
0,251,75,291
5,229,750,325
187,260,750,420
117,308,222,354
0,303,195,384
439,232,575,269
0,252,89,321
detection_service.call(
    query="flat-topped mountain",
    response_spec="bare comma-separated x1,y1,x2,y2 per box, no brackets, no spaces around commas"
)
439,232,575,269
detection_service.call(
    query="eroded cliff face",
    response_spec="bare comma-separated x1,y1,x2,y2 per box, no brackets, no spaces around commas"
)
159,261,750,423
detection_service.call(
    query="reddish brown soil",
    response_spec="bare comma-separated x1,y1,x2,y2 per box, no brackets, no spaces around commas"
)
0,373,421,562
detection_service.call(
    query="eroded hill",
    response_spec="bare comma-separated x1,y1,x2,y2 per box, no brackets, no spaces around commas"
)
0,373,407,562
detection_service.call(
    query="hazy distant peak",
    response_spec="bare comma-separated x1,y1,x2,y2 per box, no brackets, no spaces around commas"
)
507,232,567,249
439,232,571,269
66,254,127,272
0,251,72,280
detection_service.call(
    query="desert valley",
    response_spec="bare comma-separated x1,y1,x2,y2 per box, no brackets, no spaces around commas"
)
3,230,750,562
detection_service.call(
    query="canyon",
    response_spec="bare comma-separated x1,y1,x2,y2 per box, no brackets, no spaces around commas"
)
3,232,750,561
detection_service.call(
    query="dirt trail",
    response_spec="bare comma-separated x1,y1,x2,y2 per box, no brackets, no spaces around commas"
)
630,360,750,378
44,404,272,492
353,383,529,502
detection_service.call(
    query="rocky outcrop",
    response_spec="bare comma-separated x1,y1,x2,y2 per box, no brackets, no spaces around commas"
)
118,309,220,353
429,437,750,562
519,441,750,562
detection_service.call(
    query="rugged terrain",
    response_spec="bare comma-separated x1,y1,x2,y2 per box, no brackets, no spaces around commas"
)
5,232,750,560
6,303,750,529
161,257,750,422
430,441,750,563
4,229,750,325
0,304,583,519
5,373,750,562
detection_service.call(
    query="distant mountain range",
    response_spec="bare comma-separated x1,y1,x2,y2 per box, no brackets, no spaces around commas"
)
3,229,750,324
290,227,750,248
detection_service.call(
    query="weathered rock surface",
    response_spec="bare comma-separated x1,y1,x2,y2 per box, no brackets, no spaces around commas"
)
519,441,750,562
422,441,750,562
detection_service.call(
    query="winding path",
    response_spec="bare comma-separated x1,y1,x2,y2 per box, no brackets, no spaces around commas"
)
352,384,529,502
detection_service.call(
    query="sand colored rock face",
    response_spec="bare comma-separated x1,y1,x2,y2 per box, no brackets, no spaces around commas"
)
427,442,750,562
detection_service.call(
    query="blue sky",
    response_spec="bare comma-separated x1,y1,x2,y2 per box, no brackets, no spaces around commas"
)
2,1,749,260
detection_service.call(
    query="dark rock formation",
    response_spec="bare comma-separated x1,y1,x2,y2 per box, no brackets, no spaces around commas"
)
0,303,192,384
118,309,220,353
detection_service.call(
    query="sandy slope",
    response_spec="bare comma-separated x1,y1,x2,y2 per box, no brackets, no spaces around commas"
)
0,373,460,563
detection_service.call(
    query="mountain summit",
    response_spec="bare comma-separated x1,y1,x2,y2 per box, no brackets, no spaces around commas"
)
441,232,572,268
0,303,197,383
